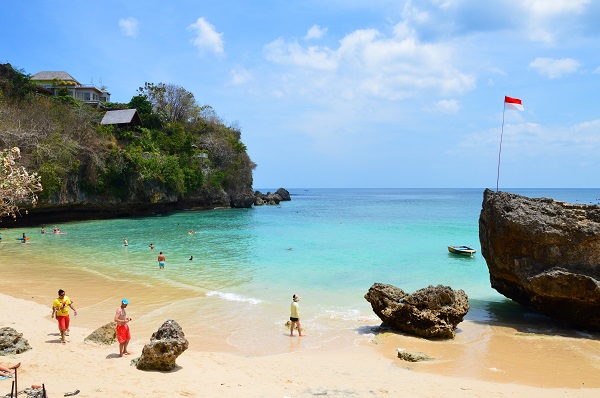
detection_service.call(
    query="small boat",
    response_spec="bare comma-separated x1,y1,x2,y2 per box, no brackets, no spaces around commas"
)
448,245,476,256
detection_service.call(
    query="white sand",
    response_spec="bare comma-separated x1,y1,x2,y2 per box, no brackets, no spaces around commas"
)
1,293,599,398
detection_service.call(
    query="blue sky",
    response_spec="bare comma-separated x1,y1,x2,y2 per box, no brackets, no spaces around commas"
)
2,0,600,189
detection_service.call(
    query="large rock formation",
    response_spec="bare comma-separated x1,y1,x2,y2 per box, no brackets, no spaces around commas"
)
364,283,469,339
479,189,600,331
132,320,189,371
254,188,291,206
0,327,31,355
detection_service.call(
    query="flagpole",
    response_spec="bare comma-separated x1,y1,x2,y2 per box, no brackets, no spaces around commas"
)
496,102,506,192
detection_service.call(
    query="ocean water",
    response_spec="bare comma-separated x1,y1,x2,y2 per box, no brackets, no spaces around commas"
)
2,188,599,355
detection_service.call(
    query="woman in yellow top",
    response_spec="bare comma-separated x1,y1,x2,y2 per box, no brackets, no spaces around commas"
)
51,289,77,344
289,294,303,337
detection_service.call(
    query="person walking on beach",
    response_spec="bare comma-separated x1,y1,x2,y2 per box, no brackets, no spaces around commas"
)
158,252,166,269
51,289,77,344
290,294,303,337
115,299,132,357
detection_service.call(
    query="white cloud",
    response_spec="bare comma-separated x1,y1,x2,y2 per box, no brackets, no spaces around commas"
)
521,0,591,43
188,17,224,55
463,119,600,156
263,24,475,101
522,0,589,18
119,17,139,37
529,57,580,78
432,99,460,114
264,38,337,70
305,25,327,40
229,67,253,85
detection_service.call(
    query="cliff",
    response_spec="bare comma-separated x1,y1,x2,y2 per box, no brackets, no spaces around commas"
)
1,64,262,226
479,189,600,331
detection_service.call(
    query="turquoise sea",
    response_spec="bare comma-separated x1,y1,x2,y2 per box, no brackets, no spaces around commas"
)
2,188,599,355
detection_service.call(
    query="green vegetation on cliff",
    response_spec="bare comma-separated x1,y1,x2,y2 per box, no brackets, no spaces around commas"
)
0,63,256,214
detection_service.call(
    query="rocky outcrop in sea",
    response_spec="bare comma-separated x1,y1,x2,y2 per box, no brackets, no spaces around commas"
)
364,283,469,339
479,189,600,331
254,188,291,205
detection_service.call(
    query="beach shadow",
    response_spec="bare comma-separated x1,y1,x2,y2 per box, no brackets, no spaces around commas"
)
467,298,599,340
355,324,413,338
126,365,184,373
355,302,600,342
45,339,66,344
105,353,122,359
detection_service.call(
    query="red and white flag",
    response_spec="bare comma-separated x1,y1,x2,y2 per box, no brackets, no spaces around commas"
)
504,96,524,111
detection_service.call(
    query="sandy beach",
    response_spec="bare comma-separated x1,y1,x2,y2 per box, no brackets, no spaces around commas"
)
2,288,600,397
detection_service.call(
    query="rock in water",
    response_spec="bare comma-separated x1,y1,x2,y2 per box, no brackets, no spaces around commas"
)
479,189,600,331
133,320,189,371
364,283,469,339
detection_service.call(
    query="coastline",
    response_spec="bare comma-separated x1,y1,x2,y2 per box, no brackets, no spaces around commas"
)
2,263,600,397
2,188,600,396
2,292,600,398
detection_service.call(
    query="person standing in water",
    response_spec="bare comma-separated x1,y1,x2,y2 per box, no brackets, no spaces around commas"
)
157,252,166,269
290,294,303,337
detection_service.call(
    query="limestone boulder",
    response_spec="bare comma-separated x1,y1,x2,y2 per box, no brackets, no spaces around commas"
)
397,348,434,362
0,327,31,355
133,320,189,371
84,322,117,345
364,283,469,339
479,189,600,331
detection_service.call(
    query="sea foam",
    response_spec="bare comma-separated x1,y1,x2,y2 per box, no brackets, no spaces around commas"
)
206,291,263,304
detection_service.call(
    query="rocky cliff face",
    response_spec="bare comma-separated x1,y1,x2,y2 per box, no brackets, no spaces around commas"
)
479,189,600,331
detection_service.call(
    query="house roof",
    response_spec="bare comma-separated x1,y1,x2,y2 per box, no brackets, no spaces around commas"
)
101,109,141,125
31,71,80,84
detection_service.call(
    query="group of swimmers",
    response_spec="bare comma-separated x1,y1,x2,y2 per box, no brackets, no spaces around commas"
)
40,226,64,234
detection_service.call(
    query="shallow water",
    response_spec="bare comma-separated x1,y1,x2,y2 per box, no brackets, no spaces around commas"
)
2,188,599,356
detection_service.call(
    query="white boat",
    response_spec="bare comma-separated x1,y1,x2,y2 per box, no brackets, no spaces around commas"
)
448,245,476,256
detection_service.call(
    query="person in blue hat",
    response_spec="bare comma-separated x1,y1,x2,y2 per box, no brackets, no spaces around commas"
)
114,298,132,357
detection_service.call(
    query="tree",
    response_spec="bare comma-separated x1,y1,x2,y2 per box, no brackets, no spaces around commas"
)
137,82,200,123
0,63,37,101
0,147,43,219
128,94,153,114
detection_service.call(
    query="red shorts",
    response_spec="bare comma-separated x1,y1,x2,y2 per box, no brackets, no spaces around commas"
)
117,324,131,343
57,315,70,331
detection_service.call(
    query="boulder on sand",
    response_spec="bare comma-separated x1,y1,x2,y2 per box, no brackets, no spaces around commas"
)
364,283,469,339
84,322,117,345
0,327,31,355
132,320,189,371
